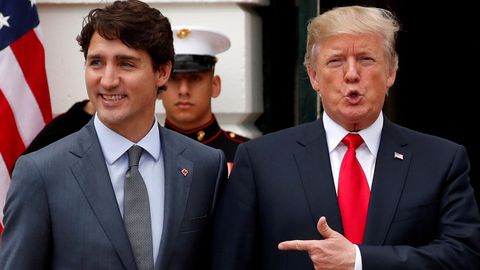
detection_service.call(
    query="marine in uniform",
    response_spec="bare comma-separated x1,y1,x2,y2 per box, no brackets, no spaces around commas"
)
159,25,249,170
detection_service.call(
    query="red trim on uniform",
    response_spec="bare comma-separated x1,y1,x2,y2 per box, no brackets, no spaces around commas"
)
165,117,215,134
202,130,222,144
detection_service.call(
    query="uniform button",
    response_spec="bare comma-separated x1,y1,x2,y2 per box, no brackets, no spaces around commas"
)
229,132,236,138
197,130,206,141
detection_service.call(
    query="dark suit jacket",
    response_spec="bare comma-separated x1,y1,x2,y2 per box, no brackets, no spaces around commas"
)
0,120,227,270
212,116,480,269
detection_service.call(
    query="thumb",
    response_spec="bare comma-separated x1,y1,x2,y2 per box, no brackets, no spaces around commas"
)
317,216,336,239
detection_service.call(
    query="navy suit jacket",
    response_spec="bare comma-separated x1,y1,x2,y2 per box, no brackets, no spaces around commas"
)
212,116,480,269
0,120,227,270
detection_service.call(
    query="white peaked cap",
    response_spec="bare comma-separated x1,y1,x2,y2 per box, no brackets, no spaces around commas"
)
173,25,231,56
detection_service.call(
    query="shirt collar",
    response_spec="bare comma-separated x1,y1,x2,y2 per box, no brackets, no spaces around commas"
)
94,114,161,165
323,112,383,157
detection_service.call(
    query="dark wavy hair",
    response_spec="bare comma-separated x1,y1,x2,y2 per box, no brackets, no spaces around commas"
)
77,0,174,75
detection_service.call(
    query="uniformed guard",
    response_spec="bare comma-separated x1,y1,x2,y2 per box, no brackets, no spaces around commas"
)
159,25,249,172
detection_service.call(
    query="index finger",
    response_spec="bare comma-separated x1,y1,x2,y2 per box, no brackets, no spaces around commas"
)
278,240,318,251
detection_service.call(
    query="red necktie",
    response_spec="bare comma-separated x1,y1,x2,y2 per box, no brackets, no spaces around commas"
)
338,133,370,244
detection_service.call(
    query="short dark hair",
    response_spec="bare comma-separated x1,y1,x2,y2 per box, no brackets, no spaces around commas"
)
77,0,174,72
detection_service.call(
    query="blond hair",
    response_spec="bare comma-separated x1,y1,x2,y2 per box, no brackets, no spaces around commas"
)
304,6,399,72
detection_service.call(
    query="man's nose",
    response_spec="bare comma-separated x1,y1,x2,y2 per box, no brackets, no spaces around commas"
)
100,65,120,89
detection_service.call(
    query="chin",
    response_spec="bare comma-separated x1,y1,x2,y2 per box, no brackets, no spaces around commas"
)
98,110,126,123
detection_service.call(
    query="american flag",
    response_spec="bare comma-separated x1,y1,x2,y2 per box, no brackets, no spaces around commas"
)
0,0,52,233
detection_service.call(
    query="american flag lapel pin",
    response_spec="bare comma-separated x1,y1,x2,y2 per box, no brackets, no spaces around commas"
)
181,168,189,176
394,152,404,160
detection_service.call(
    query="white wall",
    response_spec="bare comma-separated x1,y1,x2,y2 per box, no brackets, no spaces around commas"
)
37,0,266,137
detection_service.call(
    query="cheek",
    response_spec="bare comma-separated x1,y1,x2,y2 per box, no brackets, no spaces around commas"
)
84,70,93,84
85,70,102,86
366,88,387,107
193,91,210,107
161,92,178,108
317,74,342,96
84,74,96,91
161,94,174,105
317,70,342,87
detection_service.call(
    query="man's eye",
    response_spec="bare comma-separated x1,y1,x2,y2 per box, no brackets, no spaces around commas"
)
326,59,342,67
191,75,202,81
120,62,134,68
87,59,102,66
359,56,375,64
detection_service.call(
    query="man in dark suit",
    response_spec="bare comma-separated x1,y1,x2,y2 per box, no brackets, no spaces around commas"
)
0,1,227,269
212,6,480,270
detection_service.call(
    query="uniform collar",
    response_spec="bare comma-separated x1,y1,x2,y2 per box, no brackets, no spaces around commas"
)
164,115,222,144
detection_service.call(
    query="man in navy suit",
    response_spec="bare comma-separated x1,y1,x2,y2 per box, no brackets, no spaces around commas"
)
212,6,480,270
0,1,227,269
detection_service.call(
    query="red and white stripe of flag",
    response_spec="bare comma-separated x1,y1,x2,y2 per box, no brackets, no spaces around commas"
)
0,25,52,233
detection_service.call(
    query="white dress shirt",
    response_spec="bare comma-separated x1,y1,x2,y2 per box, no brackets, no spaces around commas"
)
94,114,165,265
323,112,383,270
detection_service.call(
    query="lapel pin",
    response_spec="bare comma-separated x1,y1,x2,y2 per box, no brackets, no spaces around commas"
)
394,152,404,160
181,168,189,176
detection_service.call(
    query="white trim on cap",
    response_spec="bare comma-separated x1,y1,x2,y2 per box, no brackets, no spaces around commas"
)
173,25,231,56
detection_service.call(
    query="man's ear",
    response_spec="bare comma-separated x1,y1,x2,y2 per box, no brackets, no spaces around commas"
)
212,75,221,98
156,61,173,87
307,65,320,92
386,65,397,89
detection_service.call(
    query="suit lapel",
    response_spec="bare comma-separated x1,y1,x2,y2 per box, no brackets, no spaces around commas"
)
293,120,344,233
155,126,193,270
70,121,137,270
363,119,411,245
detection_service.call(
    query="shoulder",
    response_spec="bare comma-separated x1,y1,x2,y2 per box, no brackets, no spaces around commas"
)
231,121,321,162
244,121,320,148
383,121,467,167
13,132,83,185
222,130,250,144
25,121,95,160
388,121,462,151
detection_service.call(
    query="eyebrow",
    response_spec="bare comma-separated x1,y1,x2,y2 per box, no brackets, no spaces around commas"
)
116,55,141,62
86,54,141,62
86,54,102,61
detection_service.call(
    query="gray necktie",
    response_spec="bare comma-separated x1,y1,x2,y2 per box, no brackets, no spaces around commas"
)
124,145,154,270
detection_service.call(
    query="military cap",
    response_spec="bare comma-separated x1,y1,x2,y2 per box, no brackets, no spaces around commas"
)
172,25,231,72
